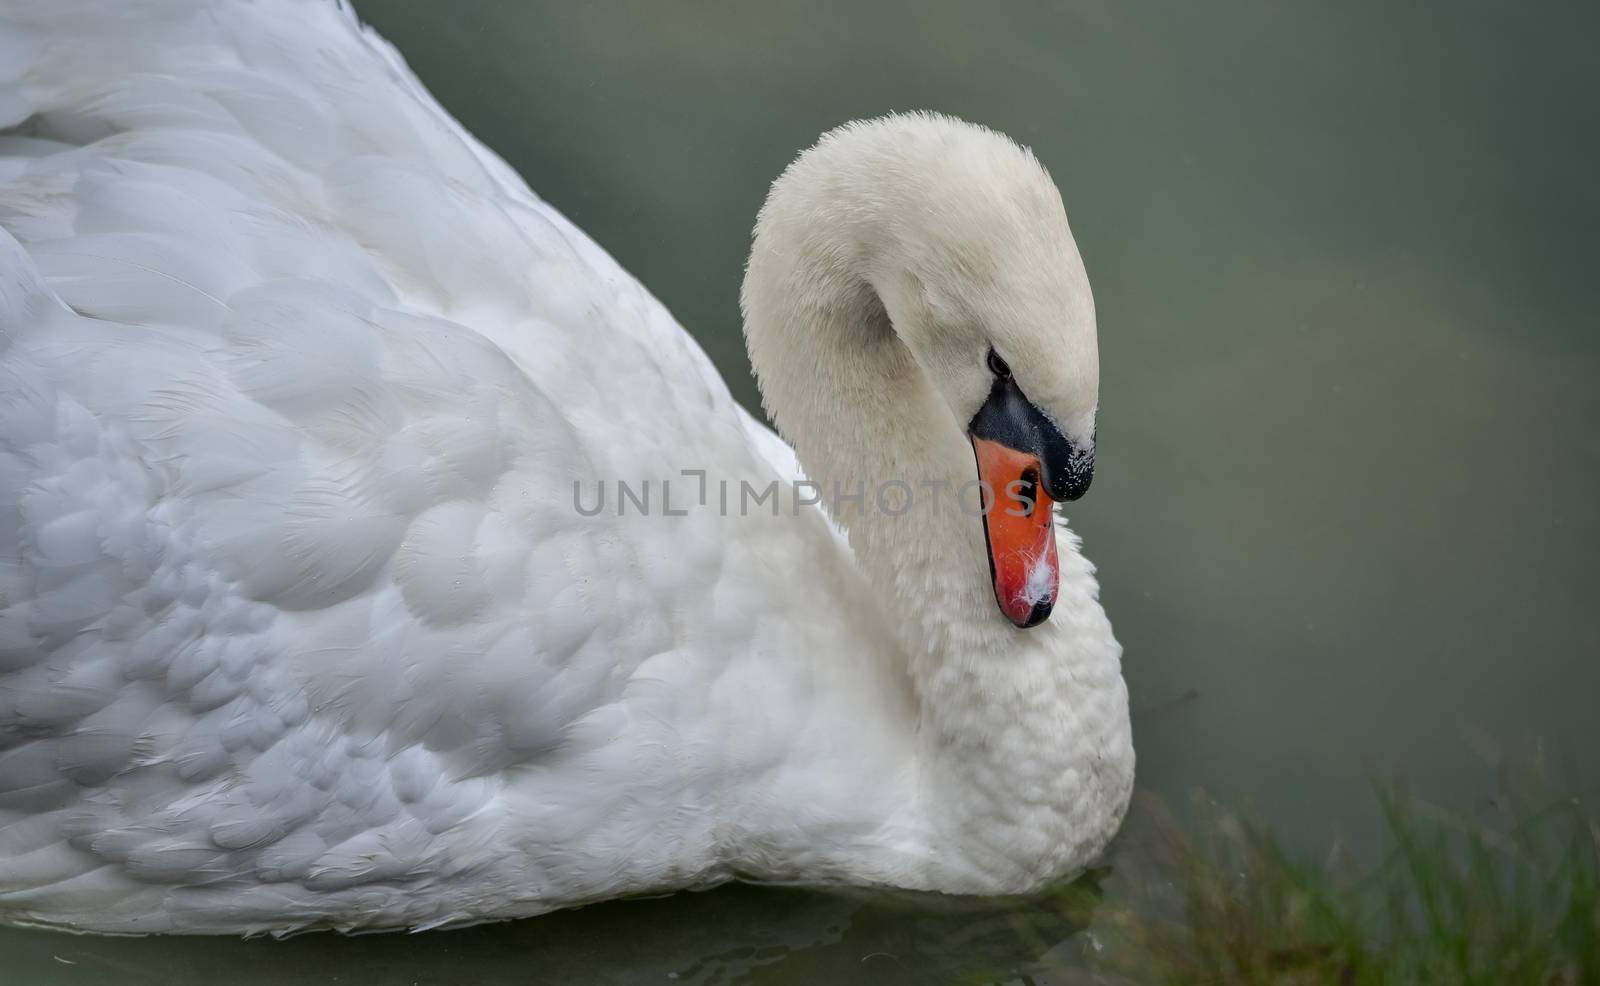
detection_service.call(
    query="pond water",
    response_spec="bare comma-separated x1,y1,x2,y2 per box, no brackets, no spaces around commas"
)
5,0,1596,981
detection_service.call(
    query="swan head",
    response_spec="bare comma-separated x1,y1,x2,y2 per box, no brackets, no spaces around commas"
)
745,112,1099,629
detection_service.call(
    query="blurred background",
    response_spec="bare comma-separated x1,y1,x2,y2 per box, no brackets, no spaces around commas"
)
5,0,1595,982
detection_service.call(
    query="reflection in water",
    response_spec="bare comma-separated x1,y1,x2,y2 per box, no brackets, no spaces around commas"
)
0,875,1106,985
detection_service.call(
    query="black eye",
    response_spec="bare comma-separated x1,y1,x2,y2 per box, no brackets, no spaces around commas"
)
986,349,1011,379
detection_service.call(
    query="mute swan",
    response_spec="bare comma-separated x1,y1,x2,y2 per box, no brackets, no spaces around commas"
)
0,0,1132,935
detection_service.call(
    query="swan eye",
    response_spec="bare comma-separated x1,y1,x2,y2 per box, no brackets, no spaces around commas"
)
986,349,1011,380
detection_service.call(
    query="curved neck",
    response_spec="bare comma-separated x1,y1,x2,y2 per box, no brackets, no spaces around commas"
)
742,251,985,657
736,117,1134,890
741,239,1130,889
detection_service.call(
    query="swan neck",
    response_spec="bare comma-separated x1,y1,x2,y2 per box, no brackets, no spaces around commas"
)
742,258,983,653
737,121,1133,890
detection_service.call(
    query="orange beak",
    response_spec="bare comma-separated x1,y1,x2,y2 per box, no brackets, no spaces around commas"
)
965,365,1093,629
971,437,1060,628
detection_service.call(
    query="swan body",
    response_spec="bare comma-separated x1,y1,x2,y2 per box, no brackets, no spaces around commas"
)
0,0,1132,935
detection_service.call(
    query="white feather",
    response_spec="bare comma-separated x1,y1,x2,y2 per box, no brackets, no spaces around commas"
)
0,0,1131,935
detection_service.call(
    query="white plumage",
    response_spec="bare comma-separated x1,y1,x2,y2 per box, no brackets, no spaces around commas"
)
0,0,1132,935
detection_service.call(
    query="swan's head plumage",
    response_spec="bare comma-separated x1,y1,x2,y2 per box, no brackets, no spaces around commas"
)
748,112,1100,453
744,112,1102,628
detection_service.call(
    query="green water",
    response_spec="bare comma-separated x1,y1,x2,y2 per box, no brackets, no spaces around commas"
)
5,0,1596,981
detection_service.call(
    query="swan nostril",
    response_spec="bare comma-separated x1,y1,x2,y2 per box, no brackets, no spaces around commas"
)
1017,466,1039,517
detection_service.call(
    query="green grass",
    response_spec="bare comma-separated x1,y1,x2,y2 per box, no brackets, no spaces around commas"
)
1068,760,1600,985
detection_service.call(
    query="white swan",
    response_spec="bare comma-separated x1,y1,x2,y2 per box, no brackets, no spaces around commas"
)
0,0,1132,935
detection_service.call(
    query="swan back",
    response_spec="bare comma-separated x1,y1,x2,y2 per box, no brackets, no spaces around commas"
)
0,0,903,933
